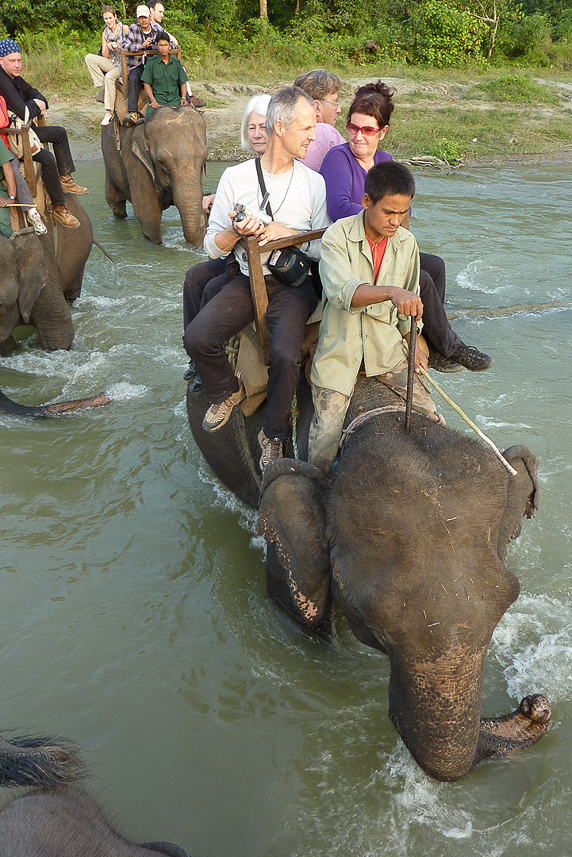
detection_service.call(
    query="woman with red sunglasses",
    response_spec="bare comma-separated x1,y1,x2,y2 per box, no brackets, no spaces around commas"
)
319,81,493,373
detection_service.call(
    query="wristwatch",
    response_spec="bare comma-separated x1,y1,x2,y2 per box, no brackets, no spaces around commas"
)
8,194,16,200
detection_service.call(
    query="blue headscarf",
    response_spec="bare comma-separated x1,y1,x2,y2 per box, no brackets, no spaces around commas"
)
0,39,21,57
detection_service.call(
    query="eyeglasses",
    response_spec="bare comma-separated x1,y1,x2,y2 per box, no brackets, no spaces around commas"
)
346,122,382,137
321,98,341,109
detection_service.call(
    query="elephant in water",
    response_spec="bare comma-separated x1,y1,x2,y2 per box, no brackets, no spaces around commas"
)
0,733,190,856
186,373,551,781
0,194,92,354
101,107,207,245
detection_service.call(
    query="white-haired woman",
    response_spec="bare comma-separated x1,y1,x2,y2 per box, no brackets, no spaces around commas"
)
182,93,271,383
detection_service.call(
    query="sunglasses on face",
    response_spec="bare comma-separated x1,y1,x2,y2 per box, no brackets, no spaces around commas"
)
346,122,381,137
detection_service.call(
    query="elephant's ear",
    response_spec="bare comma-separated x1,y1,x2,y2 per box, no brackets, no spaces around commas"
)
12,231,46,323
258,460,331,633
131,126,155,181
496,445,539,560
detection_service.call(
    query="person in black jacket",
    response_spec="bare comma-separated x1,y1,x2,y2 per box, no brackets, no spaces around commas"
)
0,38,87,228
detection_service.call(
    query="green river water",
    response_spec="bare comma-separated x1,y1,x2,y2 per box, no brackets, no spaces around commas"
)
0,159,570,856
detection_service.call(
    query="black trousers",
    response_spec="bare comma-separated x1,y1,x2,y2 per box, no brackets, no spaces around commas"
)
184,272,317,441
182,257,227,330
33,125,76,208
419,252,462,357
127,64,144,112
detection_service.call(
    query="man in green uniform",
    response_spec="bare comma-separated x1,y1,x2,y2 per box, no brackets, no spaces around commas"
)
140,32,188,119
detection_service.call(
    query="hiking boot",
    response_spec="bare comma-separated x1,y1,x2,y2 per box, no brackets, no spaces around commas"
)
449,344,494,372
189,94,206,109
95,87,105,103
59,175,88,195
52,205,80,229
183,360,197,381
202,378,245,432
26,208,47,235
123,111,144,127
427,351,464,373
258,430,284,471
101,111,113,126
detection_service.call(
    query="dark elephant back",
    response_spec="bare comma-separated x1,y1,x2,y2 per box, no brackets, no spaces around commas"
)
186,372,314,509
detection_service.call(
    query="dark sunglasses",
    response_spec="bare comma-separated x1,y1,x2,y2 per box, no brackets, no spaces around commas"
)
346,121,381,137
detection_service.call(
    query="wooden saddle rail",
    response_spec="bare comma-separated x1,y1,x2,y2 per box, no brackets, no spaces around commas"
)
3,114,45,197
120,47,182,96
244,228,326,365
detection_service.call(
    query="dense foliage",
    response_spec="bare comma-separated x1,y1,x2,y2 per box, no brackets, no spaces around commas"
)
2,0,572,68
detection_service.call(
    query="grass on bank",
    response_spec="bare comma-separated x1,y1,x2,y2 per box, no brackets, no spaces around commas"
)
21,34,572,163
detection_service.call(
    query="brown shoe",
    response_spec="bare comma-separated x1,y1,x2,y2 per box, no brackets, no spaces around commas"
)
258,430,284,471
52,205,81,229
59,175,88,195
123,111,144,127
202,377,245,433
189,94,206,109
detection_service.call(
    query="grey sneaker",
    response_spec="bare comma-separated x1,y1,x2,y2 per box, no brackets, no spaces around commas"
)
449,344,494,372
26,208,47,235
258,430,283,471
202,378,245,432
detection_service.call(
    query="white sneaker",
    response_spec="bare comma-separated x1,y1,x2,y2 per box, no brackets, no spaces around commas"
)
101,112,113,126
26,208,47,235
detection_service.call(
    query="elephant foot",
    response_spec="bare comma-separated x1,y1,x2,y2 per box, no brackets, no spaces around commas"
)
475,694,551,763
111,203,127,219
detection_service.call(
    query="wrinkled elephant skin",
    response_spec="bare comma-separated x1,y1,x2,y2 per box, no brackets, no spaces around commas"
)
0,229,73,352
187,374,551,781
0,733,189,856
102,107,207,245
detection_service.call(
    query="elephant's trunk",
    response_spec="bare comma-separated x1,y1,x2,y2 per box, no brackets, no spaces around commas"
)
389,645,487,781
170,168,206,247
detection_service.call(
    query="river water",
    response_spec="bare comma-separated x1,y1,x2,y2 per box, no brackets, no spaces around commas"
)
1,159,570,856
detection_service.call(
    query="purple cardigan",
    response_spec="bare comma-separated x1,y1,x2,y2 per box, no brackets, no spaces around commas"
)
319,142,392,222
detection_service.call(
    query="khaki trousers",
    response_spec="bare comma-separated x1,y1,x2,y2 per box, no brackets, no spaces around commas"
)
308,359,444,472
85,54,121,111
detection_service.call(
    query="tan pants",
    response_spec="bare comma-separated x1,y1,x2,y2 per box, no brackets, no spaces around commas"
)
308,359,444,472
84,54,121,111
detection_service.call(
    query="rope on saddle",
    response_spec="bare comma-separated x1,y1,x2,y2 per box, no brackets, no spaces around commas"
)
290,392,300,460
339,405,407,450
225,336,240,371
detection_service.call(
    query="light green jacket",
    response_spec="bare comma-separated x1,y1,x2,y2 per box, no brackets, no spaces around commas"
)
311,211,421,397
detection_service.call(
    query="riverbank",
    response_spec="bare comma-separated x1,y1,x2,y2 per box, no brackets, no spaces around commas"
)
48,71,572,165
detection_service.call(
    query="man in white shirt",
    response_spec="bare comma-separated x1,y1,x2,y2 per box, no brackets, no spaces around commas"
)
184,86,330,469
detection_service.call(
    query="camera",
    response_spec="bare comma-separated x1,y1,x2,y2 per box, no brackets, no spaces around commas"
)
233,203,272,227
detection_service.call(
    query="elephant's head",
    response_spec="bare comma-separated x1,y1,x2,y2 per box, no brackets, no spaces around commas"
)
132,107,208,246
258,379,548,781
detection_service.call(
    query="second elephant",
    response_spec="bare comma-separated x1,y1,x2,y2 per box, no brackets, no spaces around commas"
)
102,107,207,245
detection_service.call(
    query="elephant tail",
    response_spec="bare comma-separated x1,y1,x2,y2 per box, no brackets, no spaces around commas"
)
0,389,111,418
0,733,87,788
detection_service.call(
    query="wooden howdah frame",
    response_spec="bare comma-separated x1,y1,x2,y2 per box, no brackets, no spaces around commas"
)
244,229,326,365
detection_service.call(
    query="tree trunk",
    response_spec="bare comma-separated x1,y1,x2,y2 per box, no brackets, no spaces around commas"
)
260,0,268,18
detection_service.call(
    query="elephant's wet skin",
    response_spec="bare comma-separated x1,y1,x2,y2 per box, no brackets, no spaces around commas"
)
0,388,110,418
476,694,551,760
0,733,191,856
257,376,551,781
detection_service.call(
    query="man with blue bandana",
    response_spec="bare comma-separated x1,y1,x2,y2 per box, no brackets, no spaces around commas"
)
0,39,87,228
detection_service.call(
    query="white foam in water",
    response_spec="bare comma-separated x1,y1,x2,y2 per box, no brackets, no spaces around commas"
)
491,593,572,702
455,259,503,295
196,463,266,553
474,413,532,430
74,294,126,309
104,381,148,400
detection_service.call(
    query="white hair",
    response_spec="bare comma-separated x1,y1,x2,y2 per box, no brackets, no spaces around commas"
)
240,94,271,152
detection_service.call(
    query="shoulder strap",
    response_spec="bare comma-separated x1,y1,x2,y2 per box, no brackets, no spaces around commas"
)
254,157,273,218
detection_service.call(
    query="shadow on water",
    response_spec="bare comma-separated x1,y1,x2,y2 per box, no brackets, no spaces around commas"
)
0,159,571,856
